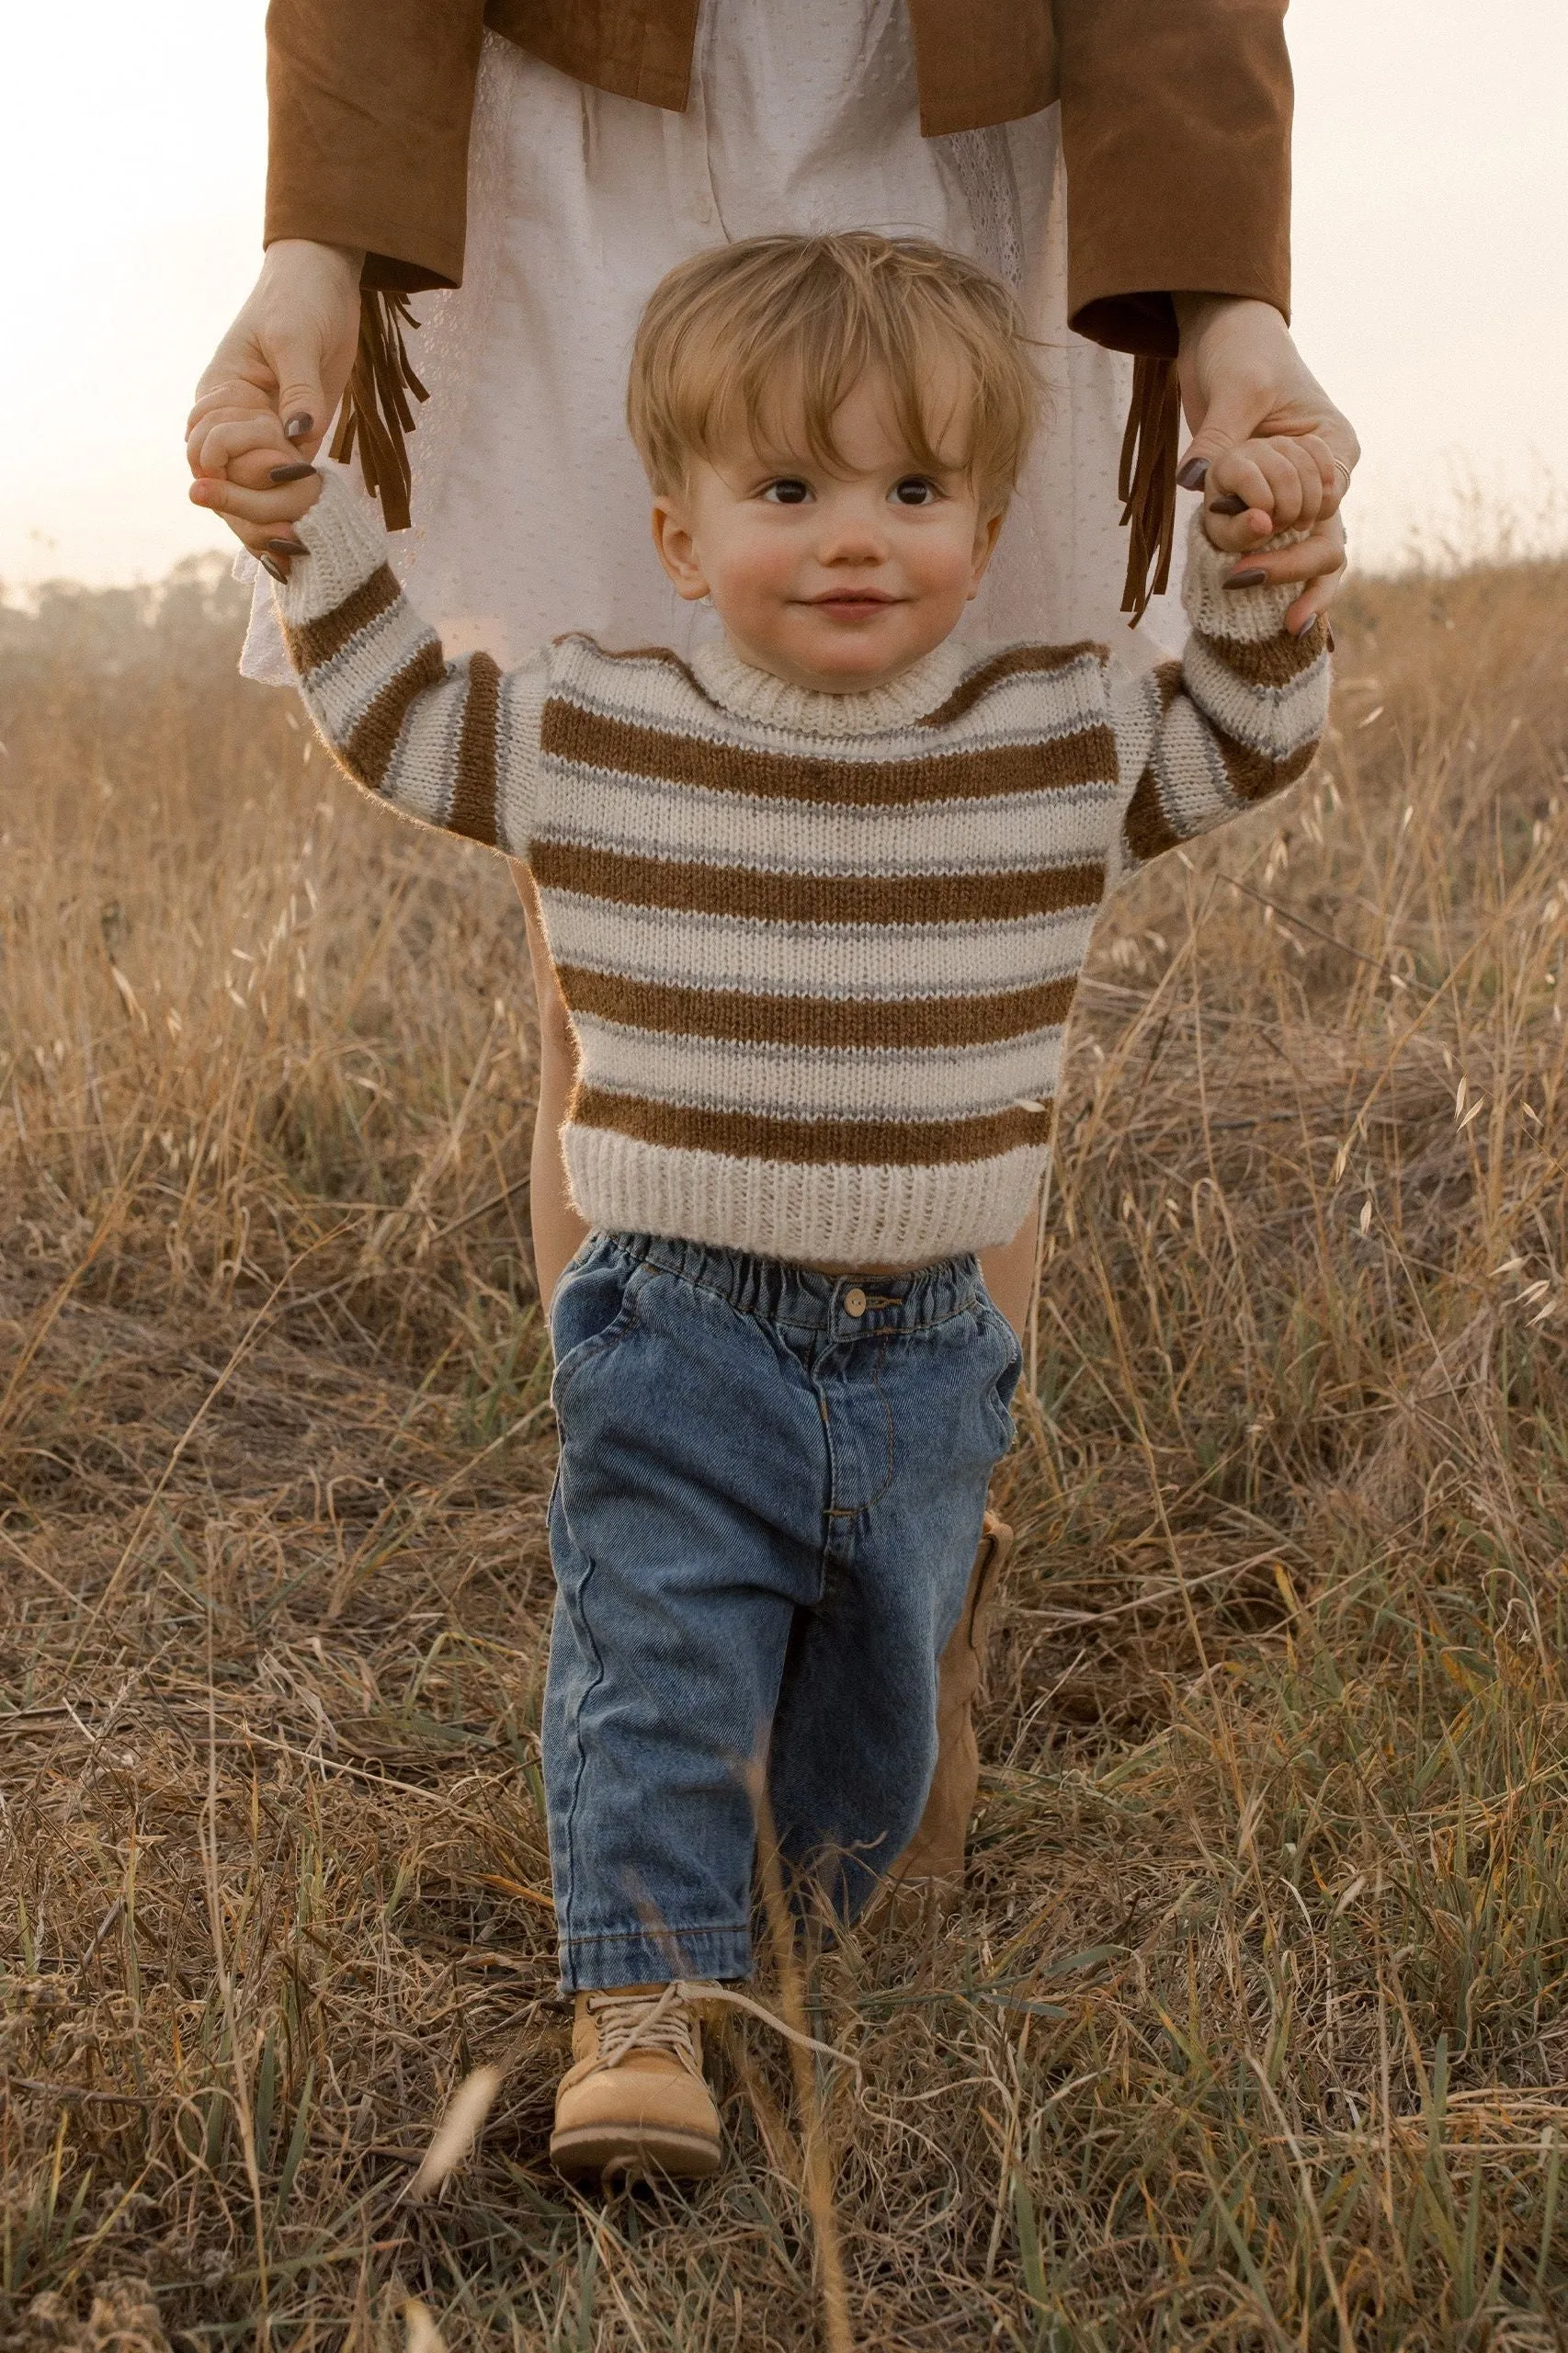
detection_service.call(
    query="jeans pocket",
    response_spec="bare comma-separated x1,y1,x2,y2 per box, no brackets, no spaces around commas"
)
550,1250,650,1416
979,1303,1025,1455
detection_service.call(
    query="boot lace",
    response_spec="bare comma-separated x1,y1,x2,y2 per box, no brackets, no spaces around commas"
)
587,1981,859,2078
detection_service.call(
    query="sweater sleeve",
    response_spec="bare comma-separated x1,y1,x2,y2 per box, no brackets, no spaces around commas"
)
273,475,545,857
1107,513,1330,884
1056,0,1293,356
264,0,484,292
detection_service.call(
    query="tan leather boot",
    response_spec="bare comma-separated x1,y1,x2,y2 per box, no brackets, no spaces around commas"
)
883,1510,1013,1909
550,1982,722,2184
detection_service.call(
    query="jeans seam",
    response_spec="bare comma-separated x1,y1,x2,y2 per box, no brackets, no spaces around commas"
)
554,1544,608,1935
559,1919,751,1947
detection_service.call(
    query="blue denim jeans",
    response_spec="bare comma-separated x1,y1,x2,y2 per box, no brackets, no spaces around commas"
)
541,1232,1022,1992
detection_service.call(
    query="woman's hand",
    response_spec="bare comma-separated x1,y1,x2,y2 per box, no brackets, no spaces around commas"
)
186,240,362,562
1174,296,1359,635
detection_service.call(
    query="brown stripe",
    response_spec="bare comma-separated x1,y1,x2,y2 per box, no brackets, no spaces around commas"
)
918,641,1106,727
541,699,1117,808
1121,668,1189,864
533,840,1104,926
282,564,403,674
1122,769,1182,864
449,651,501,845
341,641,447,790
1194,628,1324,689
556,966,1079,1050
573,1087,1054,1168
1212,728,1320,804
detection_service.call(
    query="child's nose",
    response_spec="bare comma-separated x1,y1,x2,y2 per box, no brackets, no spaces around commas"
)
817,517,888,565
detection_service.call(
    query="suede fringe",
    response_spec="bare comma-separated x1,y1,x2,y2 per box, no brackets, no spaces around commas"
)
333,293,1180,613
329,291,429,534
1118,354,1181,624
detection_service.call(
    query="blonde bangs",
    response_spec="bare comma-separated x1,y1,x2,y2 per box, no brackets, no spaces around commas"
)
627,233,1039,511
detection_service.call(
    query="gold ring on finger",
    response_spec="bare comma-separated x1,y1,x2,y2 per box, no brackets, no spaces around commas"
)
1332,458,1354,500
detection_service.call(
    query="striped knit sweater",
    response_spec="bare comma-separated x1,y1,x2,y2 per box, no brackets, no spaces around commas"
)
278,479,1328,1266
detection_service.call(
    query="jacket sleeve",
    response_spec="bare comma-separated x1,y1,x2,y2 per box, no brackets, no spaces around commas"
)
1108,513,1329,886
274,477,544,857
264,0,485,292
1055,0,1292,357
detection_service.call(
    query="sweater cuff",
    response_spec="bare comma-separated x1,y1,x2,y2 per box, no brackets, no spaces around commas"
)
275,472,393,631
1182,509,1308,643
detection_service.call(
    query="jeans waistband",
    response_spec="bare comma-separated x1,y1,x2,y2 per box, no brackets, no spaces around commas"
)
602,1232,987,1337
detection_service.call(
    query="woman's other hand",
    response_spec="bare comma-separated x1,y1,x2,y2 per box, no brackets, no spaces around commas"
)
1174,296,1359,637
186,240,362,561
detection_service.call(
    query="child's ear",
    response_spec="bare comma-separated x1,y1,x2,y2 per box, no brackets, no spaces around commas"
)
966,506,1006,600
651,495,710,603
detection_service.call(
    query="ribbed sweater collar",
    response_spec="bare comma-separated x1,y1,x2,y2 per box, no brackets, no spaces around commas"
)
691,637,967,737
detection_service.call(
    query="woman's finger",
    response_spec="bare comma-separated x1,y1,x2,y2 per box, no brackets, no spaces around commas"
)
1222,529,1342,591
188,471,321,528
1284,517,1349,631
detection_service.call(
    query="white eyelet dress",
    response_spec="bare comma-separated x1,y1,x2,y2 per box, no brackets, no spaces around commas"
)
241,0,1189,684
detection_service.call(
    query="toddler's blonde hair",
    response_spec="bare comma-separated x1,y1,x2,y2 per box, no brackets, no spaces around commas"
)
627,232,1039,515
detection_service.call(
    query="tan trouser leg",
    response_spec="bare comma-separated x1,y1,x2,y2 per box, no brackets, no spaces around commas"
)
884,1510,1013,1899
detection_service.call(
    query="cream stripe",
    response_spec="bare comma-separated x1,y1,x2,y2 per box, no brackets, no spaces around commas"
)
376,671,472,826
494,659,549,854
301,599,442,747
535,891,1102,999
1151,694,1243,839
1182,636,1328,757
571,1016,1067,1123
534,768,1125,878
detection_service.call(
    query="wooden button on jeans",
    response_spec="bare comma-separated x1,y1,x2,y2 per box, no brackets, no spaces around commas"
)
843,1288,867,1317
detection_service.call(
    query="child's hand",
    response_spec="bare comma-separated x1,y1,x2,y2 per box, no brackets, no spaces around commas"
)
185,381,323,575
1199,433,1334,551
1195,434,1343,628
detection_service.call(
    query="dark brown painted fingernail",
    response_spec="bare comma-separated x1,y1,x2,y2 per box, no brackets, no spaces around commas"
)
1176,458,1209,492
268,461,317,485
1208,493,1248,517
267,538,307,556
260,555,288,582
285,413,314,440
1223,567,1268,590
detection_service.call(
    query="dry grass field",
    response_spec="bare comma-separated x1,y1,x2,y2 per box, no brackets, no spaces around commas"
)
1,547,1566,2351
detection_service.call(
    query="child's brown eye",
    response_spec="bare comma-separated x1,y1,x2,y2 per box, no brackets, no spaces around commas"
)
892,476,937,506
762,478,812,506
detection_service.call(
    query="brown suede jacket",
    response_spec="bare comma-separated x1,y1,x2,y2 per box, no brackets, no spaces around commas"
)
263,0,1293,358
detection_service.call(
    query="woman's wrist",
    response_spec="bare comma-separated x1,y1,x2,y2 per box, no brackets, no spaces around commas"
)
1172,292,1282,348
261,238,367,288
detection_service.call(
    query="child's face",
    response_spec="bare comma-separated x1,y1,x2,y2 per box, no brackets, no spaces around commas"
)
651,369,1004,694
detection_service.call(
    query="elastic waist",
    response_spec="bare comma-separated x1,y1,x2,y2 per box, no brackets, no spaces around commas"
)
601,1231,986,1338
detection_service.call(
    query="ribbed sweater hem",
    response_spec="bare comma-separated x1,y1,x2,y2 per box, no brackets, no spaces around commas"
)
563,1128,1049,1265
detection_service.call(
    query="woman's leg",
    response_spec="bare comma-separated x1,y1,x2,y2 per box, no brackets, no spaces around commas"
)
511,862,589,1311
978,1190,1040,1341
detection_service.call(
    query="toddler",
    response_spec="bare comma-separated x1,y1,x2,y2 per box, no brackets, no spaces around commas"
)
267,233,1331,2185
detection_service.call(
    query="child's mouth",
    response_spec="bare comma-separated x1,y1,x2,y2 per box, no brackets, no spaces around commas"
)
808,593,898,620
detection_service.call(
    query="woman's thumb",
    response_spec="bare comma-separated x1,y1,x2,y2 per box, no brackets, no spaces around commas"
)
269,338,332,460
1176,387,1262,494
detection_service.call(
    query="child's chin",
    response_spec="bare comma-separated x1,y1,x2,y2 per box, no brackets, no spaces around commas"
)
794,632,916,688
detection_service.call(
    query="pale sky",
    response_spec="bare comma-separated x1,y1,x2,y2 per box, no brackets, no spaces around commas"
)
4,2,1564,587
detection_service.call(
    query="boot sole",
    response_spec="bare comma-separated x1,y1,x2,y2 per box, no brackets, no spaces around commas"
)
550,2122,722,2183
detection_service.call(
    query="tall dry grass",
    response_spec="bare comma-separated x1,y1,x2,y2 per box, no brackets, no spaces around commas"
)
1,551,1566,2349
